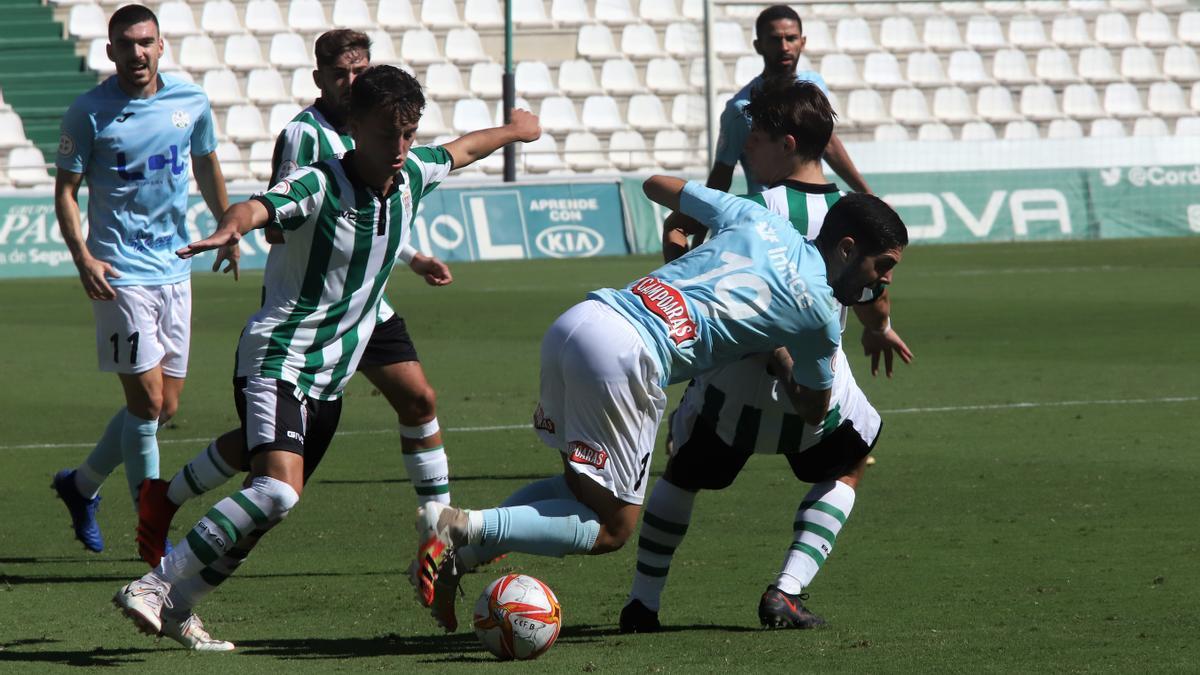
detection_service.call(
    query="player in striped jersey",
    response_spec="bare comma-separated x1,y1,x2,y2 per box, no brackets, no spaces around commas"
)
112,65,543,647
622,78,914,632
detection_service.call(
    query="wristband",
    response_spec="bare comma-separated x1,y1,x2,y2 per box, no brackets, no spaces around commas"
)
398,243,417,264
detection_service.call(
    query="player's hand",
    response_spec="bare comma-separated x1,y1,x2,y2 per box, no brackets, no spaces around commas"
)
861,326,913,378
507,108,542,143
177,228,242,260
213,242,240,281
410,254,453,286
76,255,118,301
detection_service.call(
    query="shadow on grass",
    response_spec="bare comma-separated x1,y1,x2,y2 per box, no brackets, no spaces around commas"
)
0,640,149,668
0,568,395,586
317,470,663,486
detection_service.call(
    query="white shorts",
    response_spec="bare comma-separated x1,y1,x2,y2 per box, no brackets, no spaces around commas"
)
533,300,666,505
92,281,191,378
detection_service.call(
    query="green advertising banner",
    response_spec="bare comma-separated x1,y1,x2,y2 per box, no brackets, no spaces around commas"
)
1085,165,1200,239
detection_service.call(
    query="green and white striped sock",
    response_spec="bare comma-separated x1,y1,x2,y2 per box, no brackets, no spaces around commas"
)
775,481,855,595
167,441,238,506
403,445,451,505
628,478,696,611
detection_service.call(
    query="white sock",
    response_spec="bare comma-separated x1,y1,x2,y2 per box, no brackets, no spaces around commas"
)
167,441,238,506
402,444,451,505
775,480,855,595
628,479,697,611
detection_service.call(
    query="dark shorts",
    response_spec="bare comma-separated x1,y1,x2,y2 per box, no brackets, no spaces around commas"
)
664,416,881,491
358,315,420,370
233,376,344,483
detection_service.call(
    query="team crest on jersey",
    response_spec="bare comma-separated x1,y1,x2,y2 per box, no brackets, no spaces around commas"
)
277,159,298,178
268,180,292,194
631,276,696,347
533,404,555,434
568,441,607,469
57,133,75,156
172,110,190,128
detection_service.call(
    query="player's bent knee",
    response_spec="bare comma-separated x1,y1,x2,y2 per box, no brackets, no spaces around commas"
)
591,521,634,554
248,476,300,521
397,386,437,425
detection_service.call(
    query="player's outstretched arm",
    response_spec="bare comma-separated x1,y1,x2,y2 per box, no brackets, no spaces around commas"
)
823,132,871,194
853,289,913,378
643,175,686,211
192,150,240,278
442,108,541,170
55,169,119,301
176,199,269,263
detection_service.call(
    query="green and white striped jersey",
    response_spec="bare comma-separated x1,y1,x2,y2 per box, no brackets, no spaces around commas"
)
237,146,453,400
270,103,400,324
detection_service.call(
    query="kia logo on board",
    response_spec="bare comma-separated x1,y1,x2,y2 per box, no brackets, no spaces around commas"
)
534,225,604,258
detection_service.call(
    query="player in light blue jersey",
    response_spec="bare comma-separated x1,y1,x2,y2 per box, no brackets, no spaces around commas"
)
711,5,870,195
50,3,232,621
416,175,907,632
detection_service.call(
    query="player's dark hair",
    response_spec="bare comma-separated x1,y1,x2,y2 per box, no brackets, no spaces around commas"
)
108,4,159,39
755,4,802,38
350,65,425,125
817,193,909,255
745,77,835,163
315,29,372,68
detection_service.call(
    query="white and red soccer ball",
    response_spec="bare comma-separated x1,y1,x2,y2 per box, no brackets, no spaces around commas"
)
473,574,562,660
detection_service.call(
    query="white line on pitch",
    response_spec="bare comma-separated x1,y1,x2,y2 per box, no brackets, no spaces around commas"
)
3,396,1196,452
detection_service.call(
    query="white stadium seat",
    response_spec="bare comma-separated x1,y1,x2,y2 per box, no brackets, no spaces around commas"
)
87,39,116,74
1020,84,1061,120
513,0,551,27
469,61,504,97
917,122,954,140
538,96,582,132
521,134,565,173
890,87,933,124
1121,46,1162,82
550,0,590,25
515,61,557,97
1068,0,1110,15
268,102,302,133
940,1,983,16
1175,116,1200,135
874,123,911,141
1008,15,1049,48
1050,15,1091,48
1148,81,1190,116
69,4,108,39
418,101,450,136
946,50,990,87
595,0,636,25
986,1,1025,15
445,28,488,64
248,140,274,181
600,58,644,95
332,0,375,29
1063,83,1105,119
691,57,731,91
899,2,939,16
977,85,1020,121
671,93,705,129
907,51,948,87
923,16,965,51
581,95,625,132
1132,116,1169,136
622,23,664,59
639,0,677,24
734,55,761,85
627,94,672,131
287,0,327,32
268,32,309,68
203,68,243,106
1089,118,1126,137
290,67,320,101
376,0,418,29
425,62,468,99
1094,12,1136,47
714,22,751,57
157,1,199,37
863,52,906,88
964,15,1006,50
820,54,862,89
646,57,687,95
880,16,922,52
1180,11,1200,46
1078,47,1121,83
201,0,243,35
1047,118,1084,138
802,20,834,55
401,29,441,65
1135,11,1174,46
1036,48,1079,84
1003,120,1040,139
179,35,222,72
1104,82,1145,117
1163,46,1200,82
0,111,28,149
932,86,974,122
464,0,504,28
420,0,460,28
225,104,269,141
1026,0,1068,14
578,24,620,60
247,68,291,104
563,132,609,171
215,141,248,181
836,18,876,53
8,147,52,187
845,89,887,126
653,129,692,169
367,30,400,64
993,49,1036,85
960,121,997,140
244,0,287,34
227,33,272,71
608,130,653,171
452,98,491,133
664,22,702,57
558,59,602,96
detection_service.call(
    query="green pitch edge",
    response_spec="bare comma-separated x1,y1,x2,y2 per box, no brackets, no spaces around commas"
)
0,0,90,164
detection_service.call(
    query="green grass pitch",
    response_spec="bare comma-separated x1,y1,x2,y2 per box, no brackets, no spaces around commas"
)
1,237,1198,672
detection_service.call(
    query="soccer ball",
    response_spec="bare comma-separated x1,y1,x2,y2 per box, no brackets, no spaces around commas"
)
473,574,562,660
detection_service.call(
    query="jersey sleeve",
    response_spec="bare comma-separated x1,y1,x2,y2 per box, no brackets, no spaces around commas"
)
190,96,218,157
270,122,319,186
56,100,94,174
405,145,454,198
713,100,749,167
253,166,327,232
678,181,771,235
786,318,840,391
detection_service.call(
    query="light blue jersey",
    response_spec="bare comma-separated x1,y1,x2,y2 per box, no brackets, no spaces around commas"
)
714,71,829,194
589,182,841,391
57,73,217,286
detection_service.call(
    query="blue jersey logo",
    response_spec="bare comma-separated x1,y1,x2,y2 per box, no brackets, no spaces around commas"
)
116,145,187,181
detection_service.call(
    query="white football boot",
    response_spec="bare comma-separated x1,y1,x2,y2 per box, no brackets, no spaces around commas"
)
113,577,171,635
160,611,235,652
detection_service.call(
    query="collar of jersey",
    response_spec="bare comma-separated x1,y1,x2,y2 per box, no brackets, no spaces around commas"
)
774,179,839,194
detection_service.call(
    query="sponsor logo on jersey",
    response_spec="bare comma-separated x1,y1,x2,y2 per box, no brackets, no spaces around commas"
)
568,441,607,469
116,112,135,123
533,404,555,434
631,276,696,347
57,133,75,157
172,110,191,128
116,145,187,181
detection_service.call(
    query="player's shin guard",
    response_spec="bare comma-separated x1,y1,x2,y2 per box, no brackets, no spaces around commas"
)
476,500,600,559
156,477,299,587
167,441,239,507
774,481,855,595
401,419,450,505
75,408,127,498
166,523,274,614
121,410,160,506
628,478,696,611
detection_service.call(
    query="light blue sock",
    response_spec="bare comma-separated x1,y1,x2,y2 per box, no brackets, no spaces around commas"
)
499,475,575,508
477,499,601,559
74,408,127,498
121,410,160,507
